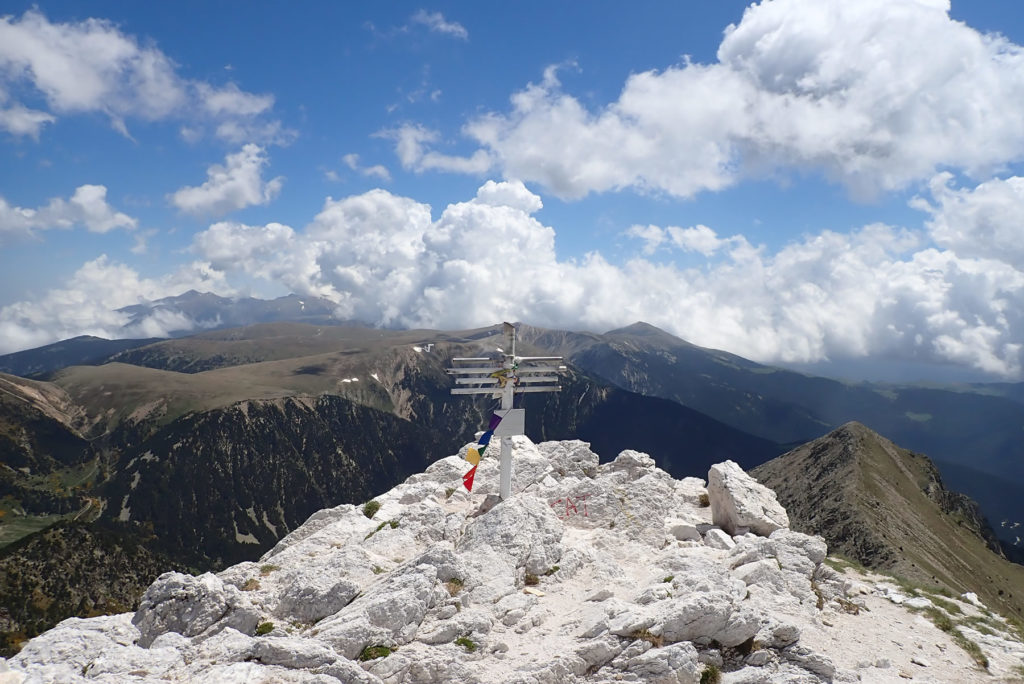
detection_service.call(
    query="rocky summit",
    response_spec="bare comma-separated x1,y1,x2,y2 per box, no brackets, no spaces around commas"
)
3,438,1024,683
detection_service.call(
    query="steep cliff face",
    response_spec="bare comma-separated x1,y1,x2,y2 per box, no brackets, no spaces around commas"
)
103,395,445,566
752,422,1024,622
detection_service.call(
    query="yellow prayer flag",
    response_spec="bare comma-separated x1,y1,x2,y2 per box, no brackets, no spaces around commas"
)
466,447,481,467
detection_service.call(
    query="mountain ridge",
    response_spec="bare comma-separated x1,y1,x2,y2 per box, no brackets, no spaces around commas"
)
752,421,1024,622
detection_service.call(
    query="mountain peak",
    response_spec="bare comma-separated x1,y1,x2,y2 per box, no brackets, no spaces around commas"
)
753,423,1023,621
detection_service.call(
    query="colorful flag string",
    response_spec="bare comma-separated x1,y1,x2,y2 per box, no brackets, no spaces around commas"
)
463,411,504,492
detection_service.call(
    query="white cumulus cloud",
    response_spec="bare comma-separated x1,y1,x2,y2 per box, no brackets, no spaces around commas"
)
395,0,1024,200
0,184,136,243
170,144,284,217
379,124,492,174
0,9,287,142
342,153,391,182
914,172,1024,268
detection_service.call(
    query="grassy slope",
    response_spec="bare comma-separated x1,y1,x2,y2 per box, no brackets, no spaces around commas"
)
754,423,1024,622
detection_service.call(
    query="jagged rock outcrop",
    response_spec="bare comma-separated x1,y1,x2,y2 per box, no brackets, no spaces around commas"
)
707,460,789,536
4,438,1022,683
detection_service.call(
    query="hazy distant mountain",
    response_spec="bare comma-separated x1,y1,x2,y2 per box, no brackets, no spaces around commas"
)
115,290,346,334
752,422,1024,623
0,336,160,379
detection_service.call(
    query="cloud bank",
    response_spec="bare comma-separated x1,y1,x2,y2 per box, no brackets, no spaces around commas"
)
5,177,1024,377
391,0,1024,199
185,179,1024,378
0,257,231,353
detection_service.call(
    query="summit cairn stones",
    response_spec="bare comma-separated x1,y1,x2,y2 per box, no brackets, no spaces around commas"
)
707,460,789,536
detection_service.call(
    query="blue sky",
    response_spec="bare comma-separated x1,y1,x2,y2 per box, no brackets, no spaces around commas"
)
3,1,1024,382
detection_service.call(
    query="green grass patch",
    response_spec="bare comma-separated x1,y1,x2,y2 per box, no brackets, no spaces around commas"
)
363,500,381,519
358,645,393,661
445,577,464,595
255,621,274,636
524,573,539,586
700,663,721,684
371,565,385,575
259,564,280,576
823,554,867,574
951,631,989,669
544,566,560,576
662,575,674,583
455,636,477,652
930,595,962,616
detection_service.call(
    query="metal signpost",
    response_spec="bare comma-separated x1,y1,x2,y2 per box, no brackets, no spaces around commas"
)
447,322,566,499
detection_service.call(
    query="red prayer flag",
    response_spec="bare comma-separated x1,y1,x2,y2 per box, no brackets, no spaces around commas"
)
462,465,478,492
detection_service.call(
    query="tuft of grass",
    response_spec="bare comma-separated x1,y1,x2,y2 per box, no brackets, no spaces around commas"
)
923,606,955,633
663,575,674,583
700,663,721,684
952,631,989,669
455,636,477,652
914,607,989,669
255,621,274,636
241,578,260,591
259,564,279,577
930,595,962,616
544,566,560,576
445,487,455,499
363,500,381,519
698,493,710,508
823,554,867,574
630,628,663,648
358,645,393,661
445,578,464,595
524,573,539,586
371,565,385,575
364,519,398,540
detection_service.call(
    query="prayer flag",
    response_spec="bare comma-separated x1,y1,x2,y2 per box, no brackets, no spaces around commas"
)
462,465,478,492
478,430,494,446
488,413,503,431
466,447,481,467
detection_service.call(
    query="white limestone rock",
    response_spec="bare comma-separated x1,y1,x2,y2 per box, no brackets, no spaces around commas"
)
703,527,736,550
132,572,261,647
707,460,789,536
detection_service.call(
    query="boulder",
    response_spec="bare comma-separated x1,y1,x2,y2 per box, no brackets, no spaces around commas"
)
132,572,261,647
707,461,789,536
